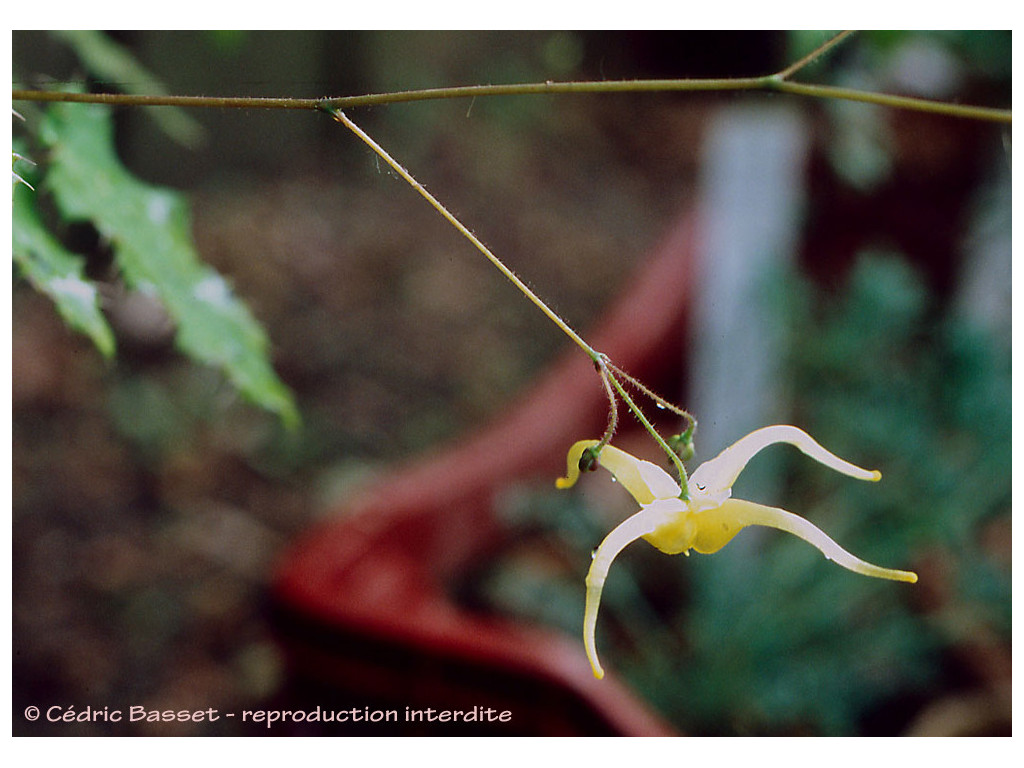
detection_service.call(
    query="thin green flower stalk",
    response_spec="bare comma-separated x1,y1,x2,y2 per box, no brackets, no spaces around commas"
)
586,357,696,489
605,359,695,427
595,362,620,450
322,106,595,358
603,366,692,497
323,105,689,478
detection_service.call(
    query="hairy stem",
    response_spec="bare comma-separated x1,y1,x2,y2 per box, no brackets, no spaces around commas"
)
606,360,695,427
604,369,690,497
596,360,620,450
774,30,857,81
324,106,599,362
11,90,321,110
325,107,690,482
13,58,1011,124
326,106,698,487
766,79,1011,122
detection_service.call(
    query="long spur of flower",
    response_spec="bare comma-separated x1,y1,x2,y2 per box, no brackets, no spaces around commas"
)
583,500,682,679
692,498,919,581
557,440,682,504
689,424,880,500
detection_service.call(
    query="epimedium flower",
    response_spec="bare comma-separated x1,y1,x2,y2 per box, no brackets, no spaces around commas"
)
556,424,918,679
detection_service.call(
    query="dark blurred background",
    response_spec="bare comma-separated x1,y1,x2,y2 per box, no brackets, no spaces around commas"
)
12,31,1010,735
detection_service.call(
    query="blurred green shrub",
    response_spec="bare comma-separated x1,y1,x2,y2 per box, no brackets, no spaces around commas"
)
468,253,1010,735
670,255,1009,734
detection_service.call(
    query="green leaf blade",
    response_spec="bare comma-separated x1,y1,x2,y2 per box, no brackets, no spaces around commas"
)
39,100,299,428
12,183,116,358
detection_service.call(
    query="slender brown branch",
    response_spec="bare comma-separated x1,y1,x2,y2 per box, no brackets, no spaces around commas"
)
11,90,321,110
768,79,1012,122
321,76,764,107
13,69,1011,123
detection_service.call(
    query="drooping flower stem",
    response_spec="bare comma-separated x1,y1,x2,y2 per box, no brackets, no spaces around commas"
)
326,106,695,484
605,360,696,428
324,106,600,362
773,30,857,80
595,361,620,450
603,366,691,498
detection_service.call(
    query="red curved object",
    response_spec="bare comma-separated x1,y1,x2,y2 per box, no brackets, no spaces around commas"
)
272,211,697,736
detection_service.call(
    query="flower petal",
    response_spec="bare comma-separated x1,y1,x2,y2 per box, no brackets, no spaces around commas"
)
594,445,681,505
689,425,881,498
640,499,697,555
584,503,674,679
557,441,681,505
698,499,917,582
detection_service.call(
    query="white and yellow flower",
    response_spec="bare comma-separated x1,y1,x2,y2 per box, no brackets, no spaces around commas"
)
557,425,917,679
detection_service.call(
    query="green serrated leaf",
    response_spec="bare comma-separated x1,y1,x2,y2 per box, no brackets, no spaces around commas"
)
12,182,116,358
39,99,299,429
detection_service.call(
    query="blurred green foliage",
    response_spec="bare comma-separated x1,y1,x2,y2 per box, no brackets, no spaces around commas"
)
12,32,298,429
13,177,116,358
672,255,1009,734
787,31,1011,190
468,254,1010,735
